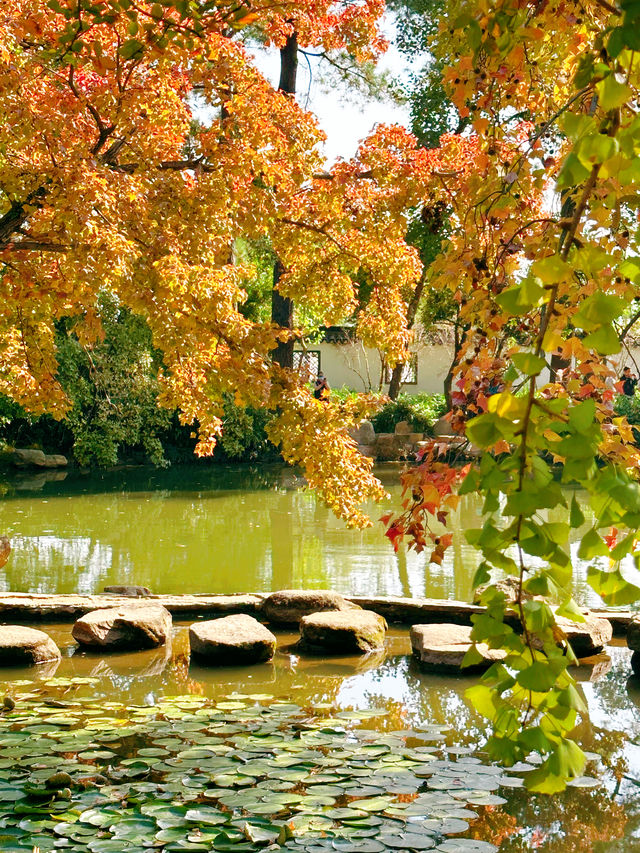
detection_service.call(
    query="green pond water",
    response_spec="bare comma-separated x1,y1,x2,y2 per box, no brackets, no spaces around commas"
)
0,465,639,851
0,464,632,605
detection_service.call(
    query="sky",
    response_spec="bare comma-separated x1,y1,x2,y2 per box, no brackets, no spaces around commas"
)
250,15,414,165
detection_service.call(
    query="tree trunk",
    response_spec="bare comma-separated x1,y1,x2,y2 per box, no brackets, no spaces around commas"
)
387,363,403,400
387,271,427,400
444,308,464,409
271,260,294,369
271,32,298,369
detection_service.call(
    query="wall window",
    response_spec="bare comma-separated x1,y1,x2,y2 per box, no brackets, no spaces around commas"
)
385,353,418,385
293,350,321,380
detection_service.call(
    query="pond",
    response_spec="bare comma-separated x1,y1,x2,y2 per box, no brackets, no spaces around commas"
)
0,464,640,852
0,464,631,606
0,624,638,853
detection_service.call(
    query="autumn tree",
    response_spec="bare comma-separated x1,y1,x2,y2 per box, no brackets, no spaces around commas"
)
0,0,450,525
384,0,640,790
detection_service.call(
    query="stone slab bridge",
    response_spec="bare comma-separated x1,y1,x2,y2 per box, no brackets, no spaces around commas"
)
0,592,631,635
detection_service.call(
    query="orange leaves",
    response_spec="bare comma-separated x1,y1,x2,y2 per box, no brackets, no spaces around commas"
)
268,390,386,527
381,442,469,559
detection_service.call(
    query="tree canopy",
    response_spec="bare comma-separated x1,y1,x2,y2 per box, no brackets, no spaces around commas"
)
0,0,472,525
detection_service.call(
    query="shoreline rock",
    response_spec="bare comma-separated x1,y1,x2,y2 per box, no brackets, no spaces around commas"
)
411,623,506,672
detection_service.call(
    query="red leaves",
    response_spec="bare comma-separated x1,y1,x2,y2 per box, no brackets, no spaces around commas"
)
381,440,468,561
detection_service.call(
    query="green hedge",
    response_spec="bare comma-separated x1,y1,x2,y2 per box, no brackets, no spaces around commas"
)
370,392,446,434
331,388,447,434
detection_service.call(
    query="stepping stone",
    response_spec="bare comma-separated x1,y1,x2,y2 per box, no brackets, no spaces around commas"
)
572,653,612,682
475,579,612,656
0,625,61,666
12,448,47,467
189,614,276,664
555,612,612,656
411,623,506,672
72,604,171,650
300,610,387,654
262,589,359,625
349,420,375,445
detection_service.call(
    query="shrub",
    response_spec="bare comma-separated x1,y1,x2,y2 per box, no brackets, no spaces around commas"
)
614,393,640,444
219,396,275,461
371,393,447,434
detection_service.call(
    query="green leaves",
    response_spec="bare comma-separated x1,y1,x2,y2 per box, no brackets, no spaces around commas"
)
583,325,621,355
525,741,586,793
465,412,514,448
578,528,610,559
516,658,566,692
118,38,144,59
576,291,626,329
530,255,572,285
511,352,546,377
495,276,545,313
568,399,595,434
587,566,640,605
596,75,633,111
573,292,625,355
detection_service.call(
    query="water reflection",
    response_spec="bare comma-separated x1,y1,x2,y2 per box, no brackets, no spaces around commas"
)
1,625,639,851
0,464,634,605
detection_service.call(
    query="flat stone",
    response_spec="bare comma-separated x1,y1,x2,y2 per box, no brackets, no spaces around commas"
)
572,653,612,682
357,444,377,459
262,589,359,625
189,614,276,664
72,605,172,650
591,609,633,635
432,416,455,437
374,434,406,461
300,610,387,654
410,623,506,672
348,595,482,625
42,454,68,468
0,626,61,666
395,420,412,435
103,585,151,598
628,615,640,652
0,593,264,621
555,612,612,656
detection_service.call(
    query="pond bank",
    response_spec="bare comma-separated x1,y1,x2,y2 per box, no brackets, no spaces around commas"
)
0,591,632,634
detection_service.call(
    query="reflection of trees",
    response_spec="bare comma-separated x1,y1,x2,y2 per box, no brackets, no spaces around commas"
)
0,465,633,606
494,787,629,852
